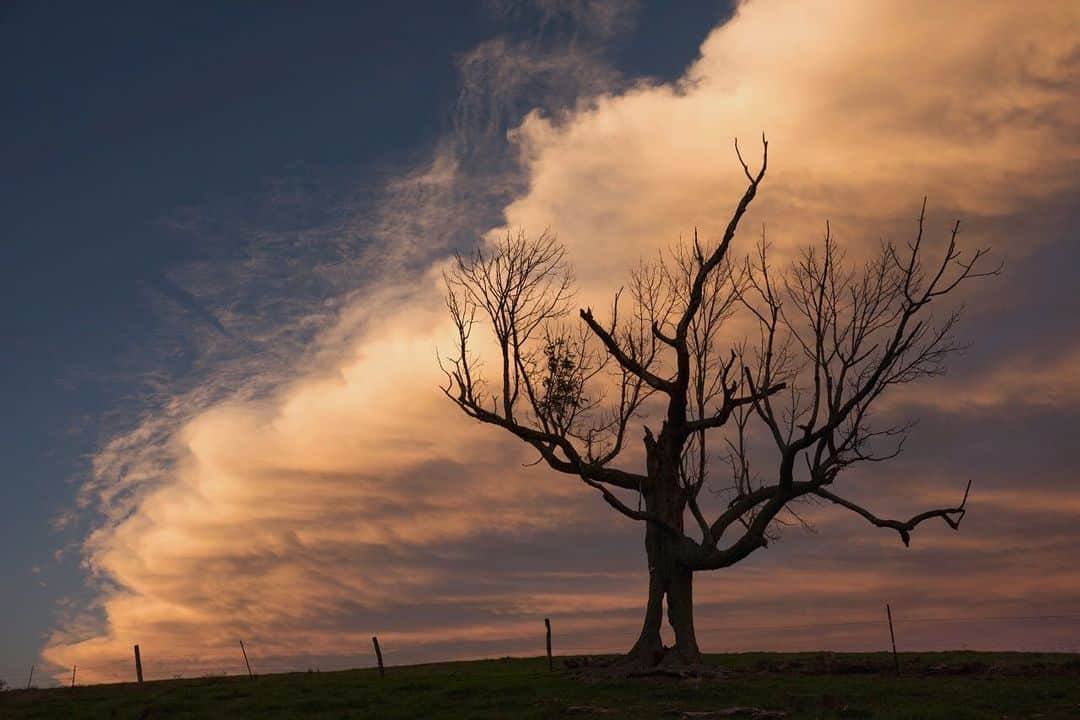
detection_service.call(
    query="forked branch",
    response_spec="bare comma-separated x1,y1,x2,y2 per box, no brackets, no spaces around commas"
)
812,480,972,546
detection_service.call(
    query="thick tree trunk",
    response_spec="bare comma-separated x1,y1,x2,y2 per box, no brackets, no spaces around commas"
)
626,538,702,666
625,467,702,668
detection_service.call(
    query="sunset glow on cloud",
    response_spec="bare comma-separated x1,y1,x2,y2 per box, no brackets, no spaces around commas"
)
39,0,1079,683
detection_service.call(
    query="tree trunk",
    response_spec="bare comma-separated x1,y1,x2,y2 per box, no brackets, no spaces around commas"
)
625,466,702,668
666,565,700,662
627,554,666,666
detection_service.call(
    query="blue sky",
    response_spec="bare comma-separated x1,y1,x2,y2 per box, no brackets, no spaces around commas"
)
1,0,728,685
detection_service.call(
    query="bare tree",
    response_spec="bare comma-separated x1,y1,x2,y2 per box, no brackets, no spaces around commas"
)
440,138,998,669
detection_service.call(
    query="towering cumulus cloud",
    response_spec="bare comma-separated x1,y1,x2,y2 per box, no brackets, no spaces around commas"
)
46,0,1079,682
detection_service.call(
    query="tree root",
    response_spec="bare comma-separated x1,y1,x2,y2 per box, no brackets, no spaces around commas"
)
566,648,728,681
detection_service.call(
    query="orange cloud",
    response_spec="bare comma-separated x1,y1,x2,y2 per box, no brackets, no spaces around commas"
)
503,0,1078,292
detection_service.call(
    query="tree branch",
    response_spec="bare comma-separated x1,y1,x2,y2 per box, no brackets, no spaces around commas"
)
684,381,787,434
579,307,674,392
812,480,972,546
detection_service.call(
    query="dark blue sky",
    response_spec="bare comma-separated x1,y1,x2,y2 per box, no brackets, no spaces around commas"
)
1,0,729,685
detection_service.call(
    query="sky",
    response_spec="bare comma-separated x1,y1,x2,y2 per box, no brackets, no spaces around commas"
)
1,0,1078,687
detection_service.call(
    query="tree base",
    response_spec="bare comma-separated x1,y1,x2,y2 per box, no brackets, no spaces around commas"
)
567,647,727,681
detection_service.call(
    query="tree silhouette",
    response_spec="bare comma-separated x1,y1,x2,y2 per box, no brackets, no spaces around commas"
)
440,138,998,669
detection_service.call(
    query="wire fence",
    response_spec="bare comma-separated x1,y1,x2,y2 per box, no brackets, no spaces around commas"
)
556,612,1080,654
3,611,1079,690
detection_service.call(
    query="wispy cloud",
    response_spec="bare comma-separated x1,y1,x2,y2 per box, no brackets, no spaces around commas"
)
887,345,1080,413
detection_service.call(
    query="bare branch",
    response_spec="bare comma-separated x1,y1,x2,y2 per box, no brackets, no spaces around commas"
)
580,307,674,393
813,480,972,546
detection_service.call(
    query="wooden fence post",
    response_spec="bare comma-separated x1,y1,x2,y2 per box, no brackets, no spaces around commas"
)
372,636,385,677
134,644,144,686
544,618,553,671
71,665,77,689
25,664,34,690
886,604,900,676
240,640,255,679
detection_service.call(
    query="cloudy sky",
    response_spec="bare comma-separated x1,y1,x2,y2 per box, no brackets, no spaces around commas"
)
2,0,1078,687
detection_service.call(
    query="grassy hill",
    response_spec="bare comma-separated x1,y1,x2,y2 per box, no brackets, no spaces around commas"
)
2,652,1078,719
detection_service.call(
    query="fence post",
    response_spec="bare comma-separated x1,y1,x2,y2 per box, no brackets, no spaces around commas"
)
886,604,900,676
372,636,385,677
240,640,255,679
25,664,34,690
71,665,77,689
134,644,144,686
545,618,553,671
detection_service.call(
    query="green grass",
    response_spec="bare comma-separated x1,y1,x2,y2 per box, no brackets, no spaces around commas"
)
3,652,1079,719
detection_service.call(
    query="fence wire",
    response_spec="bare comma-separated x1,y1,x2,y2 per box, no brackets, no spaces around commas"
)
3,612,1078,689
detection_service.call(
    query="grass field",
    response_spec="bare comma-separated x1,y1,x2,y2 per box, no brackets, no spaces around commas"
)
2,652,1079,719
